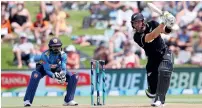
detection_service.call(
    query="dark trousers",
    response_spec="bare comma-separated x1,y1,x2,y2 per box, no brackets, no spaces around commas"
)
146,49,174,95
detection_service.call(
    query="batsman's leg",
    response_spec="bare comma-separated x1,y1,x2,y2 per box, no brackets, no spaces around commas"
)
146,71,158,99
145,59,160,99
24,71,42,106
152,60,173,106
63,72,79,106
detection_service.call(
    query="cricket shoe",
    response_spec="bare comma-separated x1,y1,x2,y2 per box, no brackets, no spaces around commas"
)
63,100,78,106
151,100,165,107
24,100,31,107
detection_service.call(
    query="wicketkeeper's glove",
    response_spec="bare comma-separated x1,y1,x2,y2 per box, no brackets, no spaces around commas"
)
52,71,66,84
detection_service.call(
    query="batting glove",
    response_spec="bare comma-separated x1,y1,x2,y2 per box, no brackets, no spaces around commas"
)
163,11,176,28
159,11,169,25
159,15,167,25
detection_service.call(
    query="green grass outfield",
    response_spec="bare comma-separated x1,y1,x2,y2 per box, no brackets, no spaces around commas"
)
1,95,202,108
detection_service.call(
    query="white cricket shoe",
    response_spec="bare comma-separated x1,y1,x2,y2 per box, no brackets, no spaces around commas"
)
24,100,31,107
63,100,78,106
151,100,165,107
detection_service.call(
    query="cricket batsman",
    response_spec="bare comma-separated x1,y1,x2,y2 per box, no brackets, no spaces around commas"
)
131,11,175,107
24,37,78,107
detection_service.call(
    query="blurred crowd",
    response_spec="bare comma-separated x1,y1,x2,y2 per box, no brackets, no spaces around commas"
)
83,1,202,68
1,1,202,69
1,1,73,69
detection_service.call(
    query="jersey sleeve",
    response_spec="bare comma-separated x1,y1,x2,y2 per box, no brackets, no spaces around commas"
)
134,33,146,47
40,53,54,78
149,20,159,28
61,53,67,73
151,20,172,33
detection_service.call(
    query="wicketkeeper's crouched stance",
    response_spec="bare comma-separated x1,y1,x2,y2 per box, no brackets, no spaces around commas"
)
24,37,78,107
131,11,175,107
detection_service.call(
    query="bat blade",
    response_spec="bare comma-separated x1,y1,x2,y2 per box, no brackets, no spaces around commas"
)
147,3,163,15
147,2,180,31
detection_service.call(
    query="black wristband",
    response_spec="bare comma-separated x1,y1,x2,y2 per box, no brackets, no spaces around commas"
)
165,26,172,33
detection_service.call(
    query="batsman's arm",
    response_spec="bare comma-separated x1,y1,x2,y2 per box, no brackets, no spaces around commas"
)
144,24,164,42
40,54,54,78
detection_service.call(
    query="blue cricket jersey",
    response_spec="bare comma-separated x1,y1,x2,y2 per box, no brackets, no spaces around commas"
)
39,50,67,78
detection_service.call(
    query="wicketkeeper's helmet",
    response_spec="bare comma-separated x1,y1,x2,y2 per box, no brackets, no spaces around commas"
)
48,37,63,54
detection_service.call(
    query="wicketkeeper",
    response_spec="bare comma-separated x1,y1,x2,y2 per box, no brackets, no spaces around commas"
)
24,37,78,107
131,11,175,107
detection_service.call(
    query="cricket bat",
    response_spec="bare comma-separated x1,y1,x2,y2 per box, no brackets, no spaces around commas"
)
147,2,179,30
147,3,163,15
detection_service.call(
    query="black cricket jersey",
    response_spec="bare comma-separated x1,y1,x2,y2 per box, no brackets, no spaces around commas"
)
133,20,167,58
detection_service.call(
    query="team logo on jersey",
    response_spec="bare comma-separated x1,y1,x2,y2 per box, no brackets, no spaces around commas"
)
34,73,38,78
39,60,45,64
147,72,152,76
53,39,58,43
